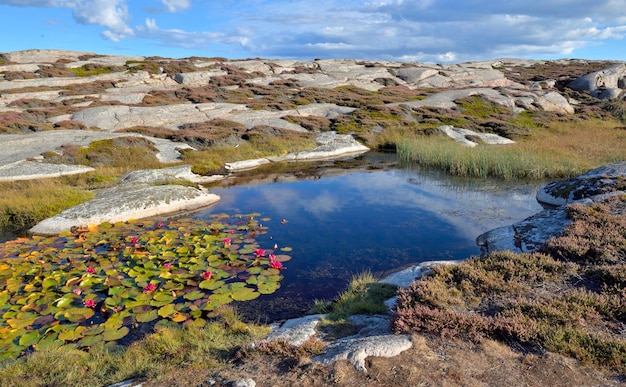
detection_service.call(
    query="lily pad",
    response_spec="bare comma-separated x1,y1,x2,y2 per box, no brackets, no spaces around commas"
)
103,326,129,342
231,287,260,301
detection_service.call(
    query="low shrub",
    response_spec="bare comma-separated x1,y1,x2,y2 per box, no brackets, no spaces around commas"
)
393,197,626,373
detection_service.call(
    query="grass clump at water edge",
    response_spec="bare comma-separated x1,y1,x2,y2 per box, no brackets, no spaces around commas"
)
397,136,577,180
310,272,398,338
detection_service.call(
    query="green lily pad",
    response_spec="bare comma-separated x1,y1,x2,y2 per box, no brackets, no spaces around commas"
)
103,326,129,342
78,334,104,347
18,331,41,347
258,282,280,294
158,304,176,318
183,290,204,301
136,309,158,323
231,287,260,301
58,327,85,342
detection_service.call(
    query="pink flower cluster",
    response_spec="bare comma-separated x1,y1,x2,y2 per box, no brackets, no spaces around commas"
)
83,299,96,308
202,271,213,280
269,254,282,270
143,283,156,293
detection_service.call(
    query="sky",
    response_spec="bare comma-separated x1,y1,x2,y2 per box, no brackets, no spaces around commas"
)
1,0,625,63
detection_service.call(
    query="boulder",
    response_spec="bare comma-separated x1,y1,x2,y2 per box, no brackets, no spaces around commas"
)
477,162,626,254
173,69,227,85
312,318,413,373
567,63,626,99
439,125,515,147
394,67,440,83
537,161,626,206
29,184,220,235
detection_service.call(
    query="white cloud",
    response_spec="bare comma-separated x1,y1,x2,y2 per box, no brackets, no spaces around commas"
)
71,0,133,41
159,0,190,13
1,0,626,60
137,18,250,50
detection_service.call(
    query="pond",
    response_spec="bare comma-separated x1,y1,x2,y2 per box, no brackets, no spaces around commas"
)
191,153,545,322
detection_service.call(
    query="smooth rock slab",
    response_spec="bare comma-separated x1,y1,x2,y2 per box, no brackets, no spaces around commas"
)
121,165,225,185
0,160,95,182
439,125,515,147
380,260,461,288
476,208,571,254
537,161,626,206
262,314,325,347
29,185,220,235
312,334,413,373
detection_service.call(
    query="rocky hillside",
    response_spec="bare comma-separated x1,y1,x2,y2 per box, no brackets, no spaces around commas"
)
0,49,625,234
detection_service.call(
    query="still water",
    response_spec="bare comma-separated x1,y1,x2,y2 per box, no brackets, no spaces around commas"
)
191,155,544,322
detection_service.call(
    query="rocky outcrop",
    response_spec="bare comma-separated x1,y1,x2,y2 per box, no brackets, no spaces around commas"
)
439,125,515,147
0,49,619,239
567,63,626,99
29,166,220,235
391,87,574,114
260,259,461,373
224,132,369,172
477,162,626,254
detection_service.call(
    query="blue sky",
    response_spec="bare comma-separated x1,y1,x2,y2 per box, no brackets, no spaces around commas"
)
1,0,625,63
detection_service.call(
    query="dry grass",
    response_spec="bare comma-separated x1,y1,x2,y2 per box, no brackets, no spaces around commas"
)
0,179,95,233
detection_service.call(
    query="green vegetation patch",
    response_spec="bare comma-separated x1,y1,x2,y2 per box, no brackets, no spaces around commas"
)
311,272,397,338
0,214,290,360
43,137,162,170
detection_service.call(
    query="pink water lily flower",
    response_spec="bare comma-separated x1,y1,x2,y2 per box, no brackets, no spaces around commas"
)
269,254,276,261
202,271,213,280
73,288,82,295
163,263,172,269
223,237,232,247
253,248,266,257
269,260,283,270
130,237,139,244
143,283,156,293
84,299,96,308
86,267,95,275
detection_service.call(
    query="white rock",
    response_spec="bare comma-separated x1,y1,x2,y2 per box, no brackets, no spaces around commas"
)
29,185,220,235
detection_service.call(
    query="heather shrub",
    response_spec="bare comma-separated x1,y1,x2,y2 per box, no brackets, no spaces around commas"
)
393,205,626,373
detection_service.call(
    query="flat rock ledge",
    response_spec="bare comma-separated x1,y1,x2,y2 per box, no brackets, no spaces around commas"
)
225,132,369,172
477,162,626,254
29,184,220,235
0,159,95,182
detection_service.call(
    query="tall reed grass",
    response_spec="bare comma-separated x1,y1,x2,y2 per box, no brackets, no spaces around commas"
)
397,119,626,180
397,136,578,180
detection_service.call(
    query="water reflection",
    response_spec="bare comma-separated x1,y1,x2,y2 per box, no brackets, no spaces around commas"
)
192,158,544,322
